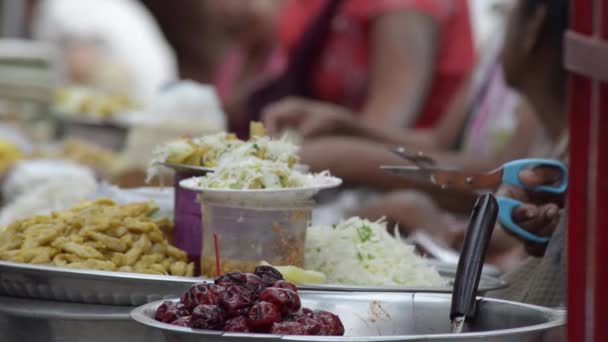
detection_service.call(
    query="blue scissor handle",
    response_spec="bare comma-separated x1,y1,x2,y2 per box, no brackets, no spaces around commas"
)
497,196,551,244
501,158,568,194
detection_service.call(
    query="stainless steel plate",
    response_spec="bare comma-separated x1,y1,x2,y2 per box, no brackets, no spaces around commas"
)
0,261,206,306
0,261,507,306
131,292,565,342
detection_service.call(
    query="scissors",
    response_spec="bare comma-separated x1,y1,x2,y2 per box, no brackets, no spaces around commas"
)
382,148,568,244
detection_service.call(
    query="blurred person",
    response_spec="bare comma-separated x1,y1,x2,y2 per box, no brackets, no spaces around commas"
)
140,0,224,84
210,0,287,133
238,0,475,138
32,0,177,103
487,0,569,308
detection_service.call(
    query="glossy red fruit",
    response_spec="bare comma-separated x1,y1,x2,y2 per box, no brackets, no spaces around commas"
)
259,288,301,314
271,280,298,293
254,266,283,286
270,321,308,335
155,301,190,324
296,317,322,335
191,304,226,330
215,272,248,288
313,310,345,336
219,285,255,317
223,316,251,333
181,284,224,309
248,301,282,330
243,273,265,294
171,316,192,327
300,307,314,318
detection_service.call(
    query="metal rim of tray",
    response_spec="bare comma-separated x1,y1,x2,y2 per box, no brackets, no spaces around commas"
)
130,295,565,341
0,295,132,320
0,261,507,306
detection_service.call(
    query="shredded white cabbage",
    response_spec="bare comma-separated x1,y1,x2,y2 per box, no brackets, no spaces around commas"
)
196,157,326,190
305,217,446,287
146,133,300,183
218,136,298,167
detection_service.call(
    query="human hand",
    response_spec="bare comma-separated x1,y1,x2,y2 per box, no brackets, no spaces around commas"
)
496,166,566,256
262,97,356,138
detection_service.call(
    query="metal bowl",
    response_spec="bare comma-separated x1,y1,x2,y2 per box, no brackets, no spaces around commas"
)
131,291,565,342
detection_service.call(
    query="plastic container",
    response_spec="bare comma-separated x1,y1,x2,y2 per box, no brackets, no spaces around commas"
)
200,199,313,278
173,169,209,274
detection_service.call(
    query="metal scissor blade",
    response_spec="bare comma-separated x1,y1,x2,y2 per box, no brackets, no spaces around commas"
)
380,165,436,182
381,165,504,191
391,147,437,168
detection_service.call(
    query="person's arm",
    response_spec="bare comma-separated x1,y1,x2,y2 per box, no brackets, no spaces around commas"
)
263,73,472,151
345,76,472,150
299,136,477,213
361,10,439,127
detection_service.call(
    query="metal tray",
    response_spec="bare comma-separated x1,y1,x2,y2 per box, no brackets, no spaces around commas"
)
0,261,506,306
0,261,202,306
131,292,565,342
0,296,162,342
298,268,506,294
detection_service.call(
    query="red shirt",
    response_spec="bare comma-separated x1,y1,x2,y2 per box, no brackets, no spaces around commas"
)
277,0,475,128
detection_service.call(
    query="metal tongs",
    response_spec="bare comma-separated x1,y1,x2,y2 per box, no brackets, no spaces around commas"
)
382,148,568,244
450,193,499,333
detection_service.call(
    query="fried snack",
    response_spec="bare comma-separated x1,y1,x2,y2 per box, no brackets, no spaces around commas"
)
0,198,194,276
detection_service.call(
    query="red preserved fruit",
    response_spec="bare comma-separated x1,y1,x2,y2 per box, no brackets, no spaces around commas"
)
296,317,322,335
248,301,282,331
215,272,248,287
224,316,251,333
301,307,314,318
270,321,308,335
191,304,226,330
259,287,301,314
254,266,283,286
162,272,344,336
219,285,255,317
155,301,190,324
171,316,192,327
313,310,345,336
181,284,224,309
271,280,298,293
243,273,265,294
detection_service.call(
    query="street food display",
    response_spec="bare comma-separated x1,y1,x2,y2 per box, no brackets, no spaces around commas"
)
0,198,194,276
154,266,345,335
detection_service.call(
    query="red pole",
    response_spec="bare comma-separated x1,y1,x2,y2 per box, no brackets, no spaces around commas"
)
567,1,593,341
593,2,608,341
